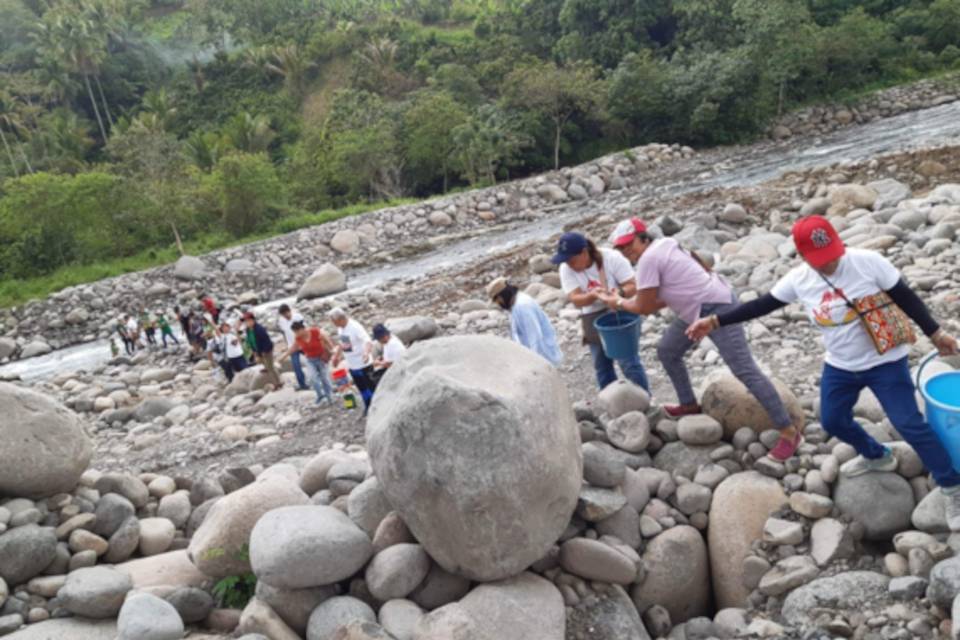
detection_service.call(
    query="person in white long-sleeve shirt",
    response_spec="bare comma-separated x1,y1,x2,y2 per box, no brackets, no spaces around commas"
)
488,277,563,366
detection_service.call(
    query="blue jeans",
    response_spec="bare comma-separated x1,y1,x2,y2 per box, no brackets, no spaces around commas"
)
589,343,650,393
291,351,307,390
350,367,376,410
821,357,960,487
306,357,334,402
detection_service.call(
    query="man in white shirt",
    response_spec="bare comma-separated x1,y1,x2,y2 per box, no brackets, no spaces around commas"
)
372,324,407,370
330,308,375,413
277,304,308,390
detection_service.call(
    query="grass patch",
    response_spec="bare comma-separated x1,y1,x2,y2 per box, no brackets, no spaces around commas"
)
0,197,417,309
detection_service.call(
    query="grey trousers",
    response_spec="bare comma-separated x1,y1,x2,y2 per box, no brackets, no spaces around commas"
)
657,295,793,429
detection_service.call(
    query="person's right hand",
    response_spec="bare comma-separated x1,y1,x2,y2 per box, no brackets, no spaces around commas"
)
933,330,960,356
686,317,717,342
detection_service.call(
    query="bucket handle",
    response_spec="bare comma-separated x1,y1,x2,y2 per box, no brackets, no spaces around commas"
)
915,350,941,396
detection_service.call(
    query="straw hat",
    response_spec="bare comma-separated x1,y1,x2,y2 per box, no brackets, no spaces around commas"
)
486,277,508,300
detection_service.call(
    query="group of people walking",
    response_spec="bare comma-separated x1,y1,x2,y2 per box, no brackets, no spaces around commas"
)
115,295,407,415
491,214,960,530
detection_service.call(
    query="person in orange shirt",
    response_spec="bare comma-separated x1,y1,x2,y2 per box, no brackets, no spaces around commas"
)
279,320,336,405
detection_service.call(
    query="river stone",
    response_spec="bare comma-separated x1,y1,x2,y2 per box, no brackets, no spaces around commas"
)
239,598,301,640
709,472,787,609
255,581,337,636
868,179,912,209
20,341,52,358
332,621,395,639
598,380,651,419
677,415,723,445
928,556,960,609
188,476,310,578
380,599,424,640
117,593,184,640
365,544,431,601
566,584,651,640
297,264,347,300
366,335,581,582
307,596,377,640
173,255,206,280
829,184,878,210
457,573,565,640
133,397,177,423
700,373,803,437
781,572,890,627
0,383,92,498
59,566,133,618
385,316,439,345
605,412,651,453
95,493,136,537
347,477,392,537
105,517,141,564
652,442,714,479
1,618,117,639
139,518,176,556
331,230,361,254
912,488,949,533
0,525,57,585
834,473,915,540
164,587,215,624
410,564,472,610
559,538,637,584
631,525,710,623
0,338,17,360
250,505,372,589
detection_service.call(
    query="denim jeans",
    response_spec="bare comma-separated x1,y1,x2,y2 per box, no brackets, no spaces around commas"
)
350,366,376,410
821,357,960,488
161,330,179,347
291,351,308,390
589,343,650,393
657,294,792,428
306,357,334,402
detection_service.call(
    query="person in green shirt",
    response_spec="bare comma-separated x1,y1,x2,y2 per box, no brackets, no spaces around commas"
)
140,309,157,347
157,313,179,348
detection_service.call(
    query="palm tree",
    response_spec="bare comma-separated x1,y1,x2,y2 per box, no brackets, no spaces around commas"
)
0,94,21,177
222,112,275,153
139,89,177,131
264,45,315,101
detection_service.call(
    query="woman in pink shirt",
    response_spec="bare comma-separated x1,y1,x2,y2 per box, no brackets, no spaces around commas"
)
598,218,802,461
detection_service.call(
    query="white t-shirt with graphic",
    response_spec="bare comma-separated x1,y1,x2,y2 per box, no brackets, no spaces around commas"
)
338,319,372,370
559,248,635,315
770,248,907,372
278,312,304,347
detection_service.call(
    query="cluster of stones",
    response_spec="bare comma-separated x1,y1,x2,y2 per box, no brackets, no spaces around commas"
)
0,143,693,363
771,74,959,139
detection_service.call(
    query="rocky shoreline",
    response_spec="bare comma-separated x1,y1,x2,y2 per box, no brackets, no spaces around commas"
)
2,133,960,639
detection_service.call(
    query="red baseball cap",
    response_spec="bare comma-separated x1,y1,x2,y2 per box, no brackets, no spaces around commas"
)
609,218,648,247
793,215,845,268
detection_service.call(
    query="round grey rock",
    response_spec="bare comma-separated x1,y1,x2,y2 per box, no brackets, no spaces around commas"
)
117,592,184,640
306,596,376,640
59,566,133,618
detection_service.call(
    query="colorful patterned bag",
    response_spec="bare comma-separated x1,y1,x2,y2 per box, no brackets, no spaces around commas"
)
818,273,916,354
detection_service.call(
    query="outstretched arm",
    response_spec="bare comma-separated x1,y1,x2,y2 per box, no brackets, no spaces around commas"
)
886,278,958,355
687,293,787,341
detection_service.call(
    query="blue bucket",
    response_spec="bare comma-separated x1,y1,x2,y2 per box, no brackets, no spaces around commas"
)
594,312,642,361
917,352,960,471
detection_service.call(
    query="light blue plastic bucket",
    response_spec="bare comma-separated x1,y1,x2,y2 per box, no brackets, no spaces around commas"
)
594,312,642,361
917,352,960,471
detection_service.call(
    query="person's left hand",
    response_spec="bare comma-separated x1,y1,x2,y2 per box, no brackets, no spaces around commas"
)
596,291,620,310
933,330,960,356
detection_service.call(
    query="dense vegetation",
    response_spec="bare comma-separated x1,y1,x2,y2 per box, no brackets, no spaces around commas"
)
1,0,959,303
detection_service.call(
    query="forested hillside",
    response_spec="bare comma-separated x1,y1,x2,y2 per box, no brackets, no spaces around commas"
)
0,0,959,299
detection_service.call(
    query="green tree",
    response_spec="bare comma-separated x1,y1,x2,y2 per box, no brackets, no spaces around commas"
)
606,51,674,142
264,44,316,101
221,112,275,153
503,60,603,169
401,90,469,192
451,105,528,186
212,152,285,237
925,0,960,52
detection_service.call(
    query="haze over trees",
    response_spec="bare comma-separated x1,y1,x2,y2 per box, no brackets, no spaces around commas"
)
1,0,959,287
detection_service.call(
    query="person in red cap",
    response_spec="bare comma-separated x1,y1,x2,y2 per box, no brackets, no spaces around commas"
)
599,217,801,461
687,215,960,528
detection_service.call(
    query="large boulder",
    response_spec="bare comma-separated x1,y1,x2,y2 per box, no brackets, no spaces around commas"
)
366,335,582,582
385,316,439,345
0,338,17,360
867,179,911,210
331,230,361,254
1,619,117,640
173,255,206,281
297,264,347,300
0,383,92,498
631,525,710,623
700,373,803,437
834,473,914,540
828,184,878,210
307,596,377,640
20,341,52,359
249,505,373,589
188,476,310,578
709,472,788,609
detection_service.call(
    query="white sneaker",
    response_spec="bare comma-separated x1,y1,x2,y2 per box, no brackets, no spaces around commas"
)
839,448,898,477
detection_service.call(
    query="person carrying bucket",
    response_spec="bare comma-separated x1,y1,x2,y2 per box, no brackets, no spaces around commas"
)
553,231,650,392
687,216,960,529
487,276,563,367
598,218,802,461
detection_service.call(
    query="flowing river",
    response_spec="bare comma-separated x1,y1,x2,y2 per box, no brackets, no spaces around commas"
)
4,100,960,382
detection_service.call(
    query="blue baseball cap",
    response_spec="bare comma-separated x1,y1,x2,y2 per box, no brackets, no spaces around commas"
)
551,232,588,264
372,324,390,340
